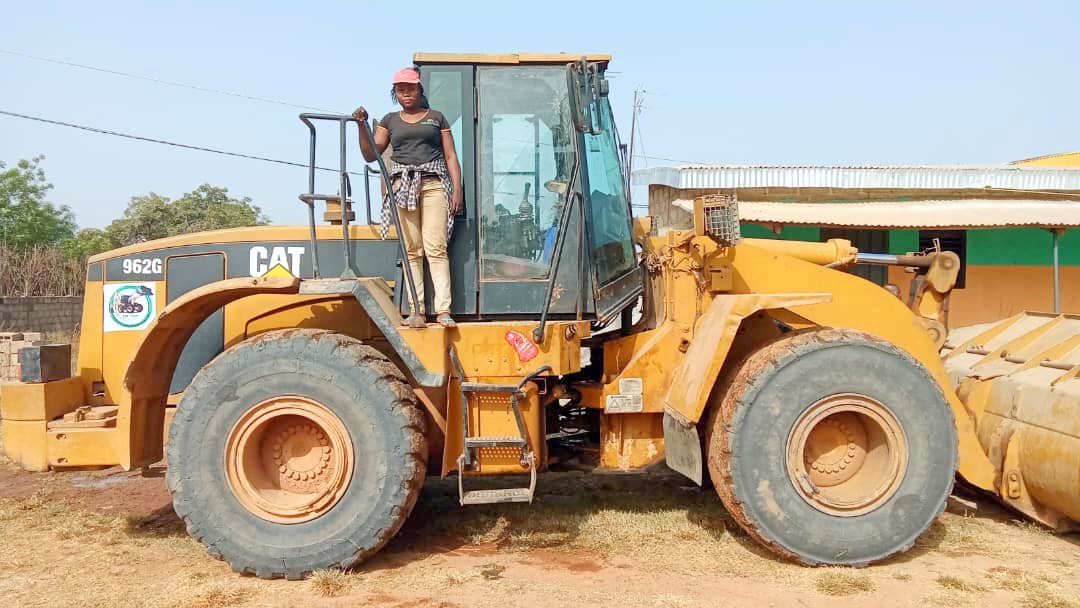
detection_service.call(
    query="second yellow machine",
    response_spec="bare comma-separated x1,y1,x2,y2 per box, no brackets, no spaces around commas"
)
4,53,1075,579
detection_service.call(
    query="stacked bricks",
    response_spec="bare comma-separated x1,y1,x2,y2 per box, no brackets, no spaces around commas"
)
0,297,84,335
0,332,43,383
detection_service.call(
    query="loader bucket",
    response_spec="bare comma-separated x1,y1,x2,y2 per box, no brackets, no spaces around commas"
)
942,312,1080,531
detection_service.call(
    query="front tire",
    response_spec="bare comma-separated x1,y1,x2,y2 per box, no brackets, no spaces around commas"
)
166,329,427,579
705,328,956,566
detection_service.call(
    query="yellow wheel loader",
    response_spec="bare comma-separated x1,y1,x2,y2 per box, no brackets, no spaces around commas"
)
3,53,1077,579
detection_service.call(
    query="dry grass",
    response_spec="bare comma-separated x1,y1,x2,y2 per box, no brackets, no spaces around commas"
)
0,468,1078,607
918,588,979,608
165,582,255,608
1019,587,1079,608
980,566,1080,608
0,491,225,608
1011,519,1052,536
935,574,986,593
309,569,353,597
915,514,1001,556
814,569,876,596
405,472,812,585
417,474,736,554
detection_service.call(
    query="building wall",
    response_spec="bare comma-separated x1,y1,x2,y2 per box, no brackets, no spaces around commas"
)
645,185,1077,327
889,266,1080,327
0,297,84,335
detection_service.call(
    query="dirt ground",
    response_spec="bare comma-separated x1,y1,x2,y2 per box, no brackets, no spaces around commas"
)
1,449,1078,608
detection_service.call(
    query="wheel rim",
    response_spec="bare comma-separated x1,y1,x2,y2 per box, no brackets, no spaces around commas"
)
225,396,354,524
785,393,907,517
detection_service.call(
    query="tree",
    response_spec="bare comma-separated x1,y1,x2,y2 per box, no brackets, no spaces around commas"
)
0,156,77,249
106,184,269,246
61,228,115,260
104,192,172,245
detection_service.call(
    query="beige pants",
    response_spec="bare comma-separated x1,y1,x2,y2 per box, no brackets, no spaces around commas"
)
398,177,451,315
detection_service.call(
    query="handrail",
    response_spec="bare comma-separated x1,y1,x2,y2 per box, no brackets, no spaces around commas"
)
533,157,581,344
355,117,423,326
296,113,419,317
299,113,356,279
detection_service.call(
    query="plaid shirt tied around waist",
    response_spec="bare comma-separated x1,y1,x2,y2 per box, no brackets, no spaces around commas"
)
379,158,455,239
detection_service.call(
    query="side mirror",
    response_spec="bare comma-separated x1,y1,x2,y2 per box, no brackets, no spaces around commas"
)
568,59,605,135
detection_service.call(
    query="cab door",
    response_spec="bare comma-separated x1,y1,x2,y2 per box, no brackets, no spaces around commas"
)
418,64,478,315
474,65,591,317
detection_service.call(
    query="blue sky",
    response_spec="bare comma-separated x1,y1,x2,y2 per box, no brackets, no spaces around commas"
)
2,1,1077,229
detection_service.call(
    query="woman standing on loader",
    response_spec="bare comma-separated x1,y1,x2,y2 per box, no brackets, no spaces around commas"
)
354,67,463,328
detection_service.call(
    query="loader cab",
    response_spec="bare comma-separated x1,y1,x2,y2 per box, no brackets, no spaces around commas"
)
411,53,643,323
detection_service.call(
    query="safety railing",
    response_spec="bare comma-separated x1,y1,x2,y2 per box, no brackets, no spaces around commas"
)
297,113,420,316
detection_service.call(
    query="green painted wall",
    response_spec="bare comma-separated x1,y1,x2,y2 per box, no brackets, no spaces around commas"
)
888,230,918,255
743,225,1077,266
967,228,1079,266
741,223,820,241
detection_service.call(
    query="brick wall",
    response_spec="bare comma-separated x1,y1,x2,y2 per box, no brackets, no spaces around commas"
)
0,332,44,383
0,297,83,334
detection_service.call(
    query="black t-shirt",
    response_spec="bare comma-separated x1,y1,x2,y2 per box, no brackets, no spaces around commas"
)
378,110,450,166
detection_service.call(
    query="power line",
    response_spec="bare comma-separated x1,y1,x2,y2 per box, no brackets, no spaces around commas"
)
4,49,703,166
633,153,704,165
0,109,377,178
0,48,334,113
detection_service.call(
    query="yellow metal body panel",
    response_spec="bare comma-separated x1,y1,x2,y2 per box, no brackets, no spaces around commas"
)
232,295,374,342
600,231,997,487
86,225,391,265
944,313,1080,528
118,276,302,469
664,293,832,422
742,237,858,266
0,377,84,421
442,381,545,477
1013,151,1080,167
76,279,105,404
438,321,586,476
728,242,994,489
47,427,118,469
408,321,587,379
2,420,49,471
100,282,165,405
600,413,664,471
1,377,88,471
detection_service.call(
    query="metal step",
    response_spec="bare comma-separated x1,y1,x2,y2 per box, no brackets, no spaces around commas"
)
464,436,527,449
461,488,533,505
457,451,538,507
461,382,520,393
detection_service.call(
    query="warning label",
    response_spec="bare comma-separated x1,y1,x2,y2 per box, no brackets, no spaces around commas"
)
605,393,644,414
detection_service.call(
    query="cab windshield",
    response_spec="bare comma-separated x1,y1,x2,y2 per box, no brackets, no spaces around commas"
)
477,67,575,280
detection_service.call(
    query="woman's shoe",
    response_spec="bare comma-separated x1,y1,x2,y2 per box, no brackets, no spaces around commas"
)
401,313,426,327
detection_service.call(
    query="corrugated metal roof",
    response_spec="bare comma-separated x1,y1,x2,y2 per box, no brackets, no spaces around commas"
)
634,164,1080,191
670,199,1080,229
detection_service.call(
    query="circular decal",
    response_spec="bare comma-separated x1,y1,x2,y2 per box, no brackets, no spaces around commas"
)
108,284,155,328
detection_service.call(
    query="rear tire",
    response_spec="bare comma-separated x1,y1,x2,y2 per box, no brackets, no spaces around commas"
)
166,329,426,579
705,328,956,566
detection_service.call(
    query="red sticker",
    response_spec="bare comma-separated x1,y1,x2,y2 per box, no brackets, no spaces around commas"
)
505,329,539,362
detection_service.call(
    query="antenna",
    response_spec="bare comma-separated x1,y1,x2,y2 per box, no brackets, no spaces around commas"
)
627,87,645,175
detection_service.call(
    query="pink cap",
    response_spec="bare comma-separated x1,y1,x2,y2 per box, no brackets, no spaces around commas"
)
391,68,420,85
